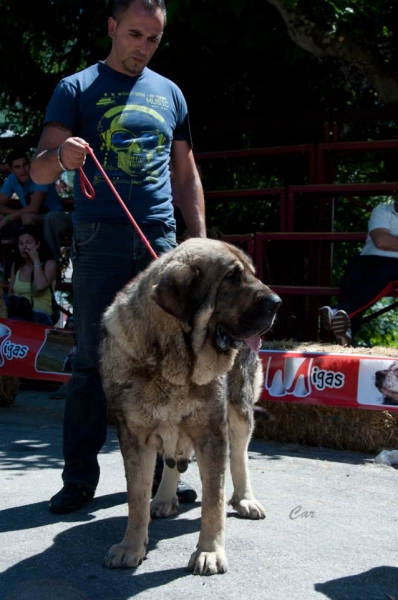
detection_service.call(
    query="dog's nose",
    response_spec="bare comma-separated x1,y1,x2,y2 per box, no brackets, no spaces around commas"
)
265,293,282,314
375,370,387,385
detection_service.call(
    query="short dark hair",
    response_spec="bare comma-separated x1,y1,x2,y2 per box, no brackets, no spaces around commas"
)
112,0,167,25
6,149,29,169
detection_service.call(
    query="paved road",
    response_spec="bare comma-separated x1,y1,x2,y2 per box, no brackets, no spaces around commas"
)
0,386,397,600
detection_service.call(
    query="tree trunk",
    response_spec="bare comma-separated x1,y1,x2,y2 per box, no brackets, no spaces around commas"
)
266,0,398,104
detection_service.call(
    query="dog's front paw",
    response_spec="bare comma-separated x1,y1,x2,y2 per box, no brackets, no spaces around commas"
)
229,494,266,519
188,548,228,575
150,495,179,519
104,542,146,569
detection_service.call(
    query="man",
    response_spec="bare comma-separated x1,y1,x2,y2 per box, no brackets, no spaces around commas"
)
320,198,398,345
31,0,206,514
0,149,62,233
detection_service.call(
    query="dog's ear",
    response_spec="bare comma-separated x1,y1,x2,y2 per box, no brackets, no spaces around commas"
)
151,262,200,322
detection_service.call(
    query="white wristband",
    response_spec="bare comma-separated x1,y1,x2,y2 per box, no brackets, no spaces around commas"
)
57,144,69,171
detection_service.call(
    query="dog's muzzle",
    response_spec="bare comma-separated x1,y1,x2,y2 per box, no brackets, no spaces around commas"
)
215,292,282,352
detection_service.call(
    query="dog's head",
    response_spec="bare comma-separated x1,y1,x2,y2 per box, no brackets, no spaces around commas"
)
375,361,398,405
103,238,281,386
151,238,281,354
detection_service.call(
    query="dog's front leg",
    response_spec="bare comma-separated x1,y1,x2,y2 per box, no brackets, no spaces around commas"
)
104,426,156,569
188,427,228,575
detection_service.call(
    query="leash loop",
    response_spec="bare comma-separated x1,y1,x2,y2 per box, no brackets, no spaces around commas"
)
78,166,96,199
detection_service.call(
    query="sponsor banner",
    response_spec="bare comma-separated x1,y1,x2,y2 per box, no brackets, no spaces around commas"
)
260,350,398,411
1,321,397,411
0,317,74,382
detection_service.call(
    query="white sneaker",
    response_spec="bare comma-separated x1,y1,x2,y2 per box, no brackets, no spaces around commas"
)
331,310,353,346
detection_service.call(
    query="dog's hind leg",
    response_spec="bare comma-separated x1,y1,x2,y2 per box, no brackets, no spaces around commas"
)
104,423,156,569
150,463,180,518
228,404,265,519
150,430,193,519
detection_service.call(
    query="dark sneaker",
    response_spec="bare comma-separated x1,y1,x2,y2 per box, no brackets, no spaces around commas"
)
152,479,198,503
49,483,95,514
319,306,335,331
331,310,353,346
176,480,197,503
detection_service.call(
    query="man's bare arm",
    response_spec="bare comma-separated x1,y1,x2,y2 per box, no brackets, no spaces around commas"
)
171,141,206,239
31,123,89,184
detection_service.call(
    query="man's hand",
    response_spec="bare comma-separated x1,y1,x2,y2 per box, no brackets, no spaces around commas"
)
58,137,91,171
31,125,89,184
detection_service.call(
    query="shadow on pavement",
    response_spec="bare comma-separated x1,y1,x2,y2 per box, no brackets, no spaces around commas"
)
2,513,201,600
314,566,398,600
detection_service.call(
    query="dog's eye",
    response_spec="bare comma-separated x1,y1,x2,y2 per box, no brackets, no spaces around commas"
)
224,267,242,284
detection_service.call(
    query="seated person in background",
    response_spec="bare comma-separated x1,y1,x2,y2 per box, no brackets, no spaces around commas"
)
0,149,62,234
5,224,57,326
320,197,398,346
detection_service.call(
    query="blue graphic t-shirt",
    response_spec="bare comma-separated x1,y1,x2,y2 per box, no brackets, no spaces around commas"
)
44,62,192,227
0,174,61,212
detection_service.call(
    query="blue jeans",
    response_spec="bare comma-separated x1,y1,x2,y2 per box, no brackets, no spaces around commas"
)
62,222,176,490
32,310,53,326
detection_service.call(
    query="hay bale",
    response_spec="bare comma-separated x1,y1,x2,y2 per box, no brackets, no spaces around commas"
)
0,291,20,407
254,340,398,453
0,374,20,408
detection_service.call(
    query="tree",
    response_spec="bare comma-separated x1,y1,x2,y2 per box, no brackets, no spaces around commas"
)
2,0,397,139
0,0,111,135
266,0,398,104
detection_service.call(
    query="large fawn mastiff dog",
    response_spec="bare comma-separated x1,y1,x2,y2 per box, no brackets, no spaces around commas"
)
99,238,281,575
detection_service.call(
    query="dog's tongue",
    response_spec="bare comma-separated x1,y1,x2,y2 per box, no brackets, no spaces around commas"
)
245,334,262,353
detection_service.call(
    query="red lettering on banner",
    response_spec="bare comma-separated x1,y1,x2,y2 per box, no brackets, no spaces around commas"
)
264,356,313,397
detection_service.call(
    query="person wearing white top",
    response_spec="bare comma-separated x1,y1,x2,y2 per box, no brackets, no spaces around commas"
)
320,199,398,345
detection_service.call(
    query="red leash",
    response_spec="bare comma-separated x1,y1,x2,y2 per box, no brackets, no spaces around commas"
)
78,146,158,261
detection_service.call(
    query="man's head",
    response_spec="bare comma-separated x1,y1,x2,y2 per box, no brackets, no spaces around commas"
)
112,0,166,24
6,150,31,184
107,0,166,77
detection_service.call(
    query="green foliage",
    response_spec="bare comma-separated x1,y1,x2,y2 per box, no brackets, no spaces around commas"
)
356,299,398,348
2,0,397,136
0,0,110,134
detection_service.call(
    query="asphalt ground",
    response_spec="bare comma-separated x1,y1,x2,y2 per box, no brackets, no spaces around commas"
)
0,384,397,600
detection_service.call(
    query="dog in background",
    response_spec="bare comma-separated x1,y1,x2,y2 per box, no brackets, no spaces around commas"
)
99,238,281,575
375,362,398,405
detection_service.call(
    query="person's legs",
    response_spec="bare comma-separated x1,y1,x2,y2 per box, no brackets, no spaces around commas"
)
321,255,398,343
62,223,138,486
50,222,196,512
320,255,369,342
338,255,398,335
50,223,138,513
32,310,52,326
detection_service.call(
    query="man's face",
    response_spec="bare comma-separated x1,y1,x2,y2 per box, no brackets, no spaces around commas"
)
10,158,30,184
107,4,164,77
